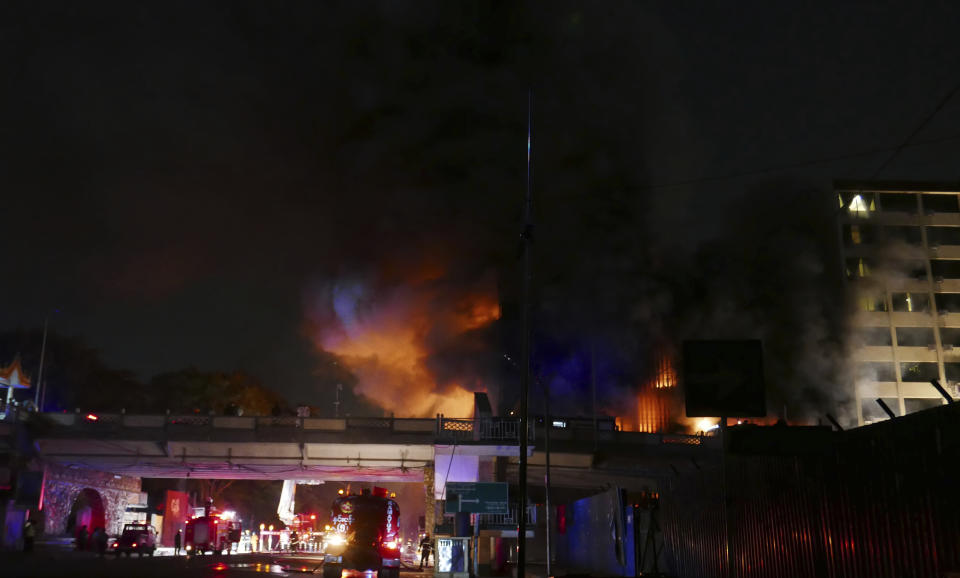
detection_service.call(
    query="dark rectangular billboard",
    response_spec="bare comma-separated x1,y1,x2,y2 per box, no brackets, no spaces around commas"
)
683,339,765,417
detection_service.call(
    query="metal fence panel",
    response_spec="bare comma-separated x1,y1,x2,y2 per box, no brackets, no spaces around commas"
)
660,404,960,577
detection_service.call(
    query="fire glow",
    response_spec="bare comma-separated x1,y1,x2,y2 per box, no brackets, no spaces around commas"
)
307,268,500,417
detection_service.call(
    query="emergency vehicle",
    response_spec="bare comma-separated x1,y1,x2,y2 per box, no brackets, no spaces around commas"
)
323,487,401,578
184,502,242,555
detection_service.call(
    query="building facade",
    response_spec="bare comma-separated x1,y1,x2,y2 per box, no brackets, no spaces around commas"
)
837,181,960,424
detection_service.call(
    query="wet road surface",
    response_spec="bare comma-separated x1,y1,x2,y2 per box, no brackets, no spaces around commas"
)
0,550,439,578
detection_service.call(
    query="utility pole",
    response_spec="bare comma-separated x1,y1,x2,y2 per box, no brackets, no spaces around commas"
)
544,377,553,577
591,341,598,450
34,312,52,410
517,91,533,578
334,383,342,418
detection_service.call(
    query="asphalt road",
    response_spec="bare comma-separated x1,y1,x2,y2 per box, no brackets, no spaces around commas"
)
0,551,438,578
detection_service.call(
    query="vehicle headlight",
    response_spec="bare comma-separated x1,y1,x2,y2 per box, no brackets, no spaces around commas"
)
327,534,346,546
384,541,398,549
186,545,192,551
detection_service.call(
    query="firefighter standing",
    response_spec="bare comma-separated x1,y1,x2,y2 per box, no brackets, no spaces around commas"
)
418,533,433,570
174,530,182,555
23,519,35,553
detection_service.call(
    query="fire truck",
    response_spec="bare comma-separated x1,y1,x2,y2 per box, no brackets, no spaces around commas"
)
323,487,401,578
184,501,242,555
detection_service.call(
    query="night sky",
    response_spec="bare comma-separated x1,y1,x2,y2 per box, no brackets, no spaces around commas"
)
5,2,960,416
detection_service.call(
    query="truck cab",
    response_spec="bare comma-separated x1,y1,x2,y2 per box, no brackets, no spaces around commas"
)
323,488,401,578
185,510,242,555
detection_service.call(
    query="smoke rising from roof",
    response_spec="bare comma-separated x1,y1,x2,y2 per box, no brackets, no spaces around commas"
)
304,264,502,417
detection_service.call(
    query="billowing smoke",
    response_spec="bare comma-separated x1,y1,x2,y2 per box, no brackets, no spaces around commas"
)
662,179,858,425
304,264,501,418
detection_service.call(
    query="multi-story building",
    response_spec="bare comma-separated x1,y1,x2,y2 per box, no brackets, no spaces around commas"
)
837,180,960,424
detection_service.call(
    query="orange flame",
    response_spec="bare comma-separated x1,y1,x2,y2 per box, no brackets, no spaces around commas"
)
613,346,677,433
308,268,500,417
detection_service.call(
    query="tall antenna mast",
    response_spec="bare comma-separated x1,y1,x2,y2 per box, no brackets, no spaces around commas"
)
517,90,533,578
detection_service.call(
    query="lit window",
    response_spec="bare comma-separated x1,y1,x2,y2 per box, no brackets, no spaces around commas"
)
848,194,875,217
850,225,862,245
858,295,886,312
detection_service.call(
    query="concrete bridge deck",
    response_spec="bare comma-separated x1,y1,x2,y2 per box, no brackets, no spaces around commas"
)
29,412,719,486
31,413,533,480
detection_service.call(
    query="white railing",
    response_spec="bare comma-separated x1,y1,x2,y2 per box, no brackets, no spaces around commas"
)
39,412,552,446
475,506,536,527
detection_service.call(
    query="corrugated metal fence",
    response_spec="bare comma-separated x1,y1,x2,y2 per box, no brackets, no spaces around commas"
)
661,403,960,577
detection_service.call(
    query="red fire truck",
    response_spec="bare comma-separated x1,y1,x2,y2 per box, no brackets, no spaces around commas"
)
323,487,401,578
184,502,242,555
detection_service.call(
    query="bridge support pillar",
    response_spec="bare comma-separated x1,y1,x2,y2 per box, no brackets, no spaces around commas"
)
424,462,435,536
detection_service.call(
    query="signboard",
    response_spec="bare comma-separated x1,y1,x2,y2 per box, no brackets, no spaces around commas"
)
683,340,766,417
443,482,508,514
161,490,189,547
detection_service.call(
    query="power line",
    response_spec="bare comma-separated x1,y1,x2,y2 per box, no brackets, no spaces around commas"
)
542,132,960,201
872,81,960,179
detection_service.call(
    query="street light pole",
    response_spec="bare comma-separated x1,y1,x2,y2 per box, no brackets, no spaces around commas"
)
34,313,50,410
517,91,534,578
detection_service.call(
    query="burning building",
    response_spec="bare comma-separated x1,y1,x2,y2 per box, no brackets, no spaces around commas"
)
837,180,960,425
616,344,681,433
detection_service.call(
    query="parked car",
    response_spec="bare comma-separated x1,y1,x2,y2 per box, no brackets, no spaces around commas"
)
112,523,157,557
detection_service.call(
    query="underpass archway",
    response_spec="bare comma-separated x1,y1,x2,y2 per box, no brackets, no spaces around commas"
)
65,488,105,549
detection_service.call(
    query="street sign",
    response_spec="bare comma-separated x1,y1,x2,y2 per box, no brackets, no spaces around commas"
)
443,482,508,514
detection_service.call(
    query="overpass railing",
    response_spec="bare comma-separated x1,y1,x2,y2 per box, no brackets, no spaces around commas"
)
39,413,529,443
437,417,535,443
476,505,537,528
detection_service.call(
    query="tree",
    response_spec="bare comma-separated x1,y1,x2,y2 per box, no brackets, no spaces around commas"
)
148,368,285,415
0,329,151,412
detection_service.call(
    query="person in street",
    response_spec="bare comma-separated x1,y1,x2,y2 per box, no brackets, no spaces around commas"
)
174,529,182,555
23,519,35,552
93,527,108,557
418,533,433,570
76,525,87,550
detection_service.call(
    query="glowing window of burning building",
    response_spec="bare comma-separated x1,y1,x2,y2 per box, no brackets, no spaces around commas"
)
652,352,676,389
900,362,939,382
892,292,929,313
850,225,862,245
844,193,875,217
857,292,887,312
845,258,874,280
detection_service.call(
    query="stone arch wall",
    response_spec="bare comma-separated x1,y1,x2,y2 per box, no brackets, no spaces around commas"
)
41,464,141,536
